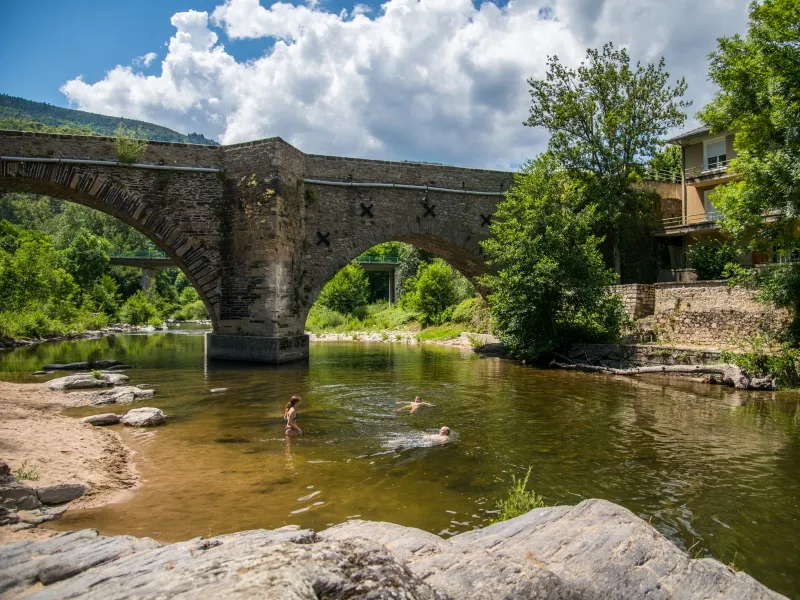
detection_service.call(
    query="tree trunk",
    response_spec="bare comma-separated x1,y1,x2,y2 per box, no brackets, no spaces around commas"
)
549,361,777,391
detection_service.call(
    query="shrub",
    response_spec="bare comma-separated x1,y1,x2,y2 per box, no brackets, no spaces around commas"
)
404,260,458,326
721,342,800,389
492,467,545,523
318,263,370,315
306,304,348,332
115,126,148,164
451,296,491,333
173,299,208,321
14,460,39,482
119,291,159,325
686,242,738,280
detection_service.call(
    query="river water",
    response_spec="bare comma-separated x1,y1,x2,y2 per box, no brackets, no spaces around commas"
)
1,330,799,597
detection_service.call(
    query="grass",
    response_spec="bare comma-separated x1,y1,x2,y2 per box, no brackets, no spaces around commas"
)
306,302,416,334
91,369,103,380
491,467,546,523
416,324,467,342
14,460,40,482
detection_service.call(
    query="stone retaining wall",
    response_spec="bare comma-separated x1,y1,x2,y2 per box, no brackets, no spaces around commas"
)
609,281,791,348
570,343,722,369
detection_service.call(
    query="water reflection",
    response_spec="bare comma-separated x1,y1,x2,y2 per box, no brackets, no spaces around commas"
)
1,335,799,597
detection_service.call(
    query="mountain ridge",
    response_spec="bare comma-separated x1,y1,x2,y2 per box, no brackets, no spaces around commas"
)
0,94,219,146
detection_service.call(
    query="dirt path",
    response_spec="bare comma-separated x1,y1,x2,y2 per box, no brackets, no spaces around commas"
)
0,381,138,544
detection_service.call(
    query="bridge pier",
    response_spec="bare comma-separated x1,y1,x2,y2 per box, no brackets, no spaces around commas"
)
205,333,309,363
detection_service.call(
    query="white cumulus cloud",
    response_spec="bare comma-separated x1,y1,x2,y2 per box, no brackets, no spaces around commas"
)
133,52,159,68
60,0,750,168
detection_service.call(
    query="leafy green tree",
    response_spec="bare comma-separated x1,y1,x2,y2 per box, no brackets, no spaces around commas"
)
699,0,800,249
84,274,121,317
481,155,626,361
318,263,370,315
686,241,739,280
404,259,459,326
118,291,159,326
526,43,689,273
63,230,110,289
645,145,682,182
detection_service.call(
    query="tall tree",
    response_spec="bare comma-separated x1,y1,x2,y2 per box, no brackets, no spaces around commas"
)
481,155,625,361
699,0,800,248
526,43,689,274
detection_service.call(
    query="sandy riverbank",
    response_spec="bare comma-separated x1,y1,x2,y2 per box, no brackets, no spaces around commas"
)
0,381,138,544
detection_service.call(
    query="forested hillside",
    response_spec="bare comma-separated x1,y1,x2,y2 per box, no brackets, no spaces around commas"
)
0,94,218,145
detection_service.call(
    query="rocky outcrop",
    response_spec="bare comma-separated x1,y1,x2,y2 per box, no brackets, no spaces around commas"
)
48,373,130,391
0,499,785,599
81,413,121,426
0,463,73,531
76,386,155,406
36,483,88,505
120,407,165,427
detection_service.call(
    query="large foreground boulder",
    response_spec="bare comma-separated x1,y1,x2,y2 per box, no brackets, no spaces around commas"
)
120,407,165,427
0,499,785,599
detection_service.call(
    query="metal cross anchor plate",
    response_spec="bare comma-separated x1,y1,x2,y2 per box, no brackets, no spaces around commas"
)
316,231,331,246
360,203,374,218
422,199,436,218
480,213,492,227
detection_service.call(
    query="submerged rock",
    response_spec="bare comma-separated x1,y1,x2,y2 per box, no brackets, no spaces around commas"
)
0,499,785,599
121,407,166,427
42,360,122,371
36,484,88,505
81,413,121,426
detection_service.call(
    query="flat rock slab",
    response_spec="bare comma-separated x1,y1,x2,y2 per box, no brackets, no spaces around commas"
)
81,413,121,426
121,407,165,427
43,360,122,371
36,483,88,505
0,500,786,600
85,386,155,406
48,377,111,391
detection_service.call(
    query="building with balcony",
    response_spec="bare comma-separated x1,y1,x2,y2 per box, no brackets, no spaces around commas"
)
652,127,770,280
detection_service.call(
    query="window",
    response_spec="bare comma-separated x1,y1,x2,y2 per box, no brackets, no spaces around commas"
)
703,190,717,218
704,138,727,170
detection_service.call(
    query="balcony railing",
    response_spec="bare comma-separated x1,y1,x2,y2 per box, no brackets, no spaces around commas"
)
685,159,731,180
660,211,721,228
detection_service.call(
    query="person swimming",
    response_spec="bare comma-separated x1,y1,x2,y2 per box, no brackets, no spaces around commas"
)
381,426,453,450
394,395,436,414
284,396,302,437
425,426,451,445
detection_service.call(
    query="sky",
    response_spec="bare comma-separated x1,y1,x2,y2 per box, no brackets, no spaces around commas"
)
0,0,751,169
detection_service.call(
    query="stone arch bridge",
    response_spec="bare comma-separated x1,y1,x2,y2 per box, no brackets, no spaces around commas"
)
0,130,513,362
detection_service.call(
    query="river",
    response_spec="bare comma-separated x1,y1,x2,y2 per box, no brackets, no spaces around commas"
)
1,329,799,597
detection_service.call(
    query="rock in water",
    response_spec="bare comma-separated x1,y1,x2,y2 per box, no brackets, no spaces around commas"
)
48,376,111,391
121,407,166,427
42,360,122,371
81,413,121,426
36,484,88,505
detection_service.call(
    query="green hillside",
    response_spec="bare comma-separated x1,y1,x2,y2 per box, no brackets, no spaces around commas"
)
0,94,219,145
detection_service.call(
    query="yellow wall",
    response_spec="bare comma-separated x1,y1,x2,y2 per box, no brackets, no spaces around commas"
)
685,142,704,173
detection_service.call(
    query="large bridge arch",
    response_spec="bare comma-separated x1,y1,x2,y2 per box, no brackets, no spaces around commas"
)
0,157,224,328
0,130,515,363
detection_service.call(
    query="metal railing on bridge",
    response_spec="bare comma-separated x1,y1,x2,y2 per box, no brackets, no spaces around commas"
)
356,255,400,263
109,250,170,260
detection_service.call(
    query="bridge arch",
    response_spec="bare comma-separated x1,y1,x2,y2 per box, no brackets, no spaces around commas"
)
0,159,223,328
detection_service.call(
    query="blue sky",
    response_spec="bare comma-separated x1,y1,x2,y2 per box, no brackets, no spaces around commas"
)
1,0,751,168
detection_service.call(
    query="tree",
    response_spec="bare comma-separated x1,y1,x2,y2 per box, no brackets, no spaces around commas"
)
481,155,626,361
699,0,800,249
645,145,682,182
698,0,800,341
318,263,370,315
526,43,689,274
63,230,110,289
685,241,738,280
404,259,459,326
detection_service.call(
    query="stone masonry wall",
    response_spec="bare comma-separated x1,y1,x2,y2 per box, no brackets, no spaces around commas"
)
609,284,655,319
651,281,791,347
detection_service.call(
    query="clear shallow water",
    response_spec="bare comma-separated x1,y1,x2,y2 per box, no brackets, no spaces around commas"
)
1,332,799,597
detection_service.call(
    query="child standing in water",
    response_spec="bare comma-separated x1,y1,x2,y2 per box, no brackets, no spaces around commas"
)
284,396,302,436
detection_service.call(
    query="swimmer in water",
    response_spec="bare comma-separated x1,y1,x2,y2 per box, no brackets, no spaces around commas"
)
394,395,436,414
426,426,451,445
284,396,303,437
